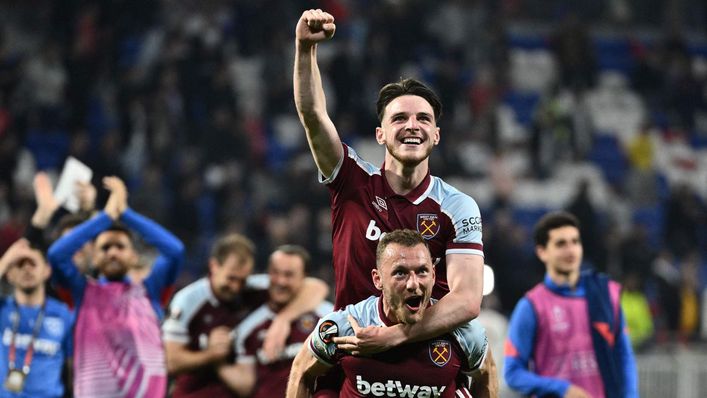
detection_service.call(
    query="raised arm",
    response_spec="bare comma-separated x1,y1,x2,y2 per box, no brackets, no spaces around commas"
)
0,239,39,279
294,9,343,178
101,176,184,297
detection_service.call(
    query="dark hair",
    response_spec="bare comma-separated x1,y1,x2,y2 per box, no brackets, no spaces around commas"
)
210,233,255,265
375,229,429,268
53,213,90,241
533,211,580,247
271,244,311,274
97,222,135,245
376,78,442,123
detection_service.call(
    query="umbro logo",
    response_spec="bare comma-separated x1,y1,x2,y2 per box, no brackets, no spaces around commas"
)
372,196,388,213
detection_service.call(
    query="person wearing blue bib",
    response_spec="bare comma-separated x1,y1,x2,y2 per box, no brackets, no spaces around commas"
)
0,238,74,398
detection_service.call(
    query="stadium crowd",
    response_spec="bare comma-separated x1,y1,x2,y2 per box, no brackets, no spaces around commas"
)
0,2,706,394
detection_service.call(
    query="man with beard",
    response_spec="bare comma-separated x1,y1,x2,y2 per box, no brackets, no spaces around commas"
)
217,245,333,398
504,212,638,398
162,237,329,398
293,8,485,357
287,230,497,398
0,239,73,398
48,176,185,397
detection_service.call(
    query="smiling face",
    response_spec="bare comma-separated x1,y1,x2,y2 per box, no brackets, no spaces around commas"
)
375,95,440,168
267,251,306,309
372,242,435,325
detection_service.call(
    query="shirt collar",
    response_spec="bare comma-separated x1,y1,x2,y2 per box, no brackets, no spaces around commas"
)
543,273,585,297
380,162,433,204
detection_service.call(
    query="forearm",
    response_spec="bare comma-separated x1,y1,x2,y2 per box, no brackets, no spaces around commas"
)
120,208,185,260
48,212,112,264
164,343,221,375
278,277,329,322
293,42,342,176
218,363,255,396
294,43,326,122
504,356,569,397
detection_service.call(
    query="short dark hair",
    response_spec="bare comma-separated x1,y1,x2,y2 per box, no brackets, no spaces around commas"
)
53,213,90,241
210,233,255,265
271,244,310,274
376,78,442,123
533,211,580,247
375,229,429,268
98,222,135,245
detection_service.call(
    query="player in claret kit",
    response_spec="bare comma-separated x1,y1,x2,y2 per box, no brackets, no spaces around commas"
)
293,9,485,354
286,230,498,398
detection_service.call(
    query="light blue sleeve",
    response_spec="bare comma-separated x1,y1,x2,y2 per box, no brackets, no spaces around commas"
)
452,319,488,371
308,309,353,366
504,297,570,397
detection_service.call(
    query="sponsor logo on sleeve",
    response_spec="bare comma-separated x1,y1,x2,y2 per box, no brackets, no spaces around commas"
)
318,320,338,344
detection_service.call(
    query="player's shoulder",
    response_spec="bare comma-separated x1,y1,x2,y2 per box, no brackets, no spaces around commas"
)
235,304,272,341
45,297,72,316
344,144,381,176
428,176,479,212
452,318,488,370
168,277,214,315
315,296,380,340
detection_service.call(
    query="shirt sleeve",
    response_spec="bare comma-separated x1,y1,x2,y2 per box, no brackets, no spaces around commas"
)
308,310,352,366
617,309,639,398
48,213,113,304
452,319,488,372
504,297,571,397
124,208,185,304
162,284,201,344
442,190,484,258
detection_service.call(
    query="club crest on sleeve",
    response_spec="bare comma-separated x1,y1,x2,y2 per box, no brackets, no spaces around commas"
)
429,340,451,367
417,214,440,239
318,320,338,344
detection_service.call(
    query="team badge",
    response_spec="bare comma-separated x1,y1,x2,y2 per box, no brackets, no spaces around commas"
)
318,320,338,344
429,340,451,367
298,314,317,333
417,214,440,239
44,317,64,337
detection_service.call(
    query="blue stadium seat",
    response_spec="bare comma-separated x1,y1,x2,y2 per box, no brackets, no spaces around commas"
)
632,205,664,247
502,91,541,127
587,134,628,186
507,33,548,50
594,37,635,75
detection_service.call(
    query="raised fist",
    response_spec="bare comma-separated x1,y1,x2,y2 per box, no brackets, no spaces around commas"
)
295,9,336,47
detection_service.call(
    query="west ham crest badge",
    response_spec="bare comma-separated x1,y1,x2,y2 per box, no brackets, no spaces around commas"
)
429,340,451,367
417,214,440,239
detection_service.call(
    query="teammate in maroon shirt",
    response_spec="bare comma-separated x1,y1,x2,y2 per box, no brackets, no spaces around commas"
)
162,234,329,398
287,230,498,398
294,9,485,353
217,245,333,398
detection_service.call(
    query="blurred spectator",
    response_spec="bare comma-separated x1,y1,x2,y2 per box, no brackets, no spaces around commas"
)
621,272,654,350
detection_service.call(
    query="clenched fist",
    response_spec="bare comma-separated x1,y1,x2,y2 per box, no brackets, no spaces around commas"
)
296,9,336,47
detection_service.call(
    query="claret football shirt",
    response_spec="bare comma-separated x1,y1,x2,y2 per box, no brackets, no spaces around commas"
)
322,144,484,308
